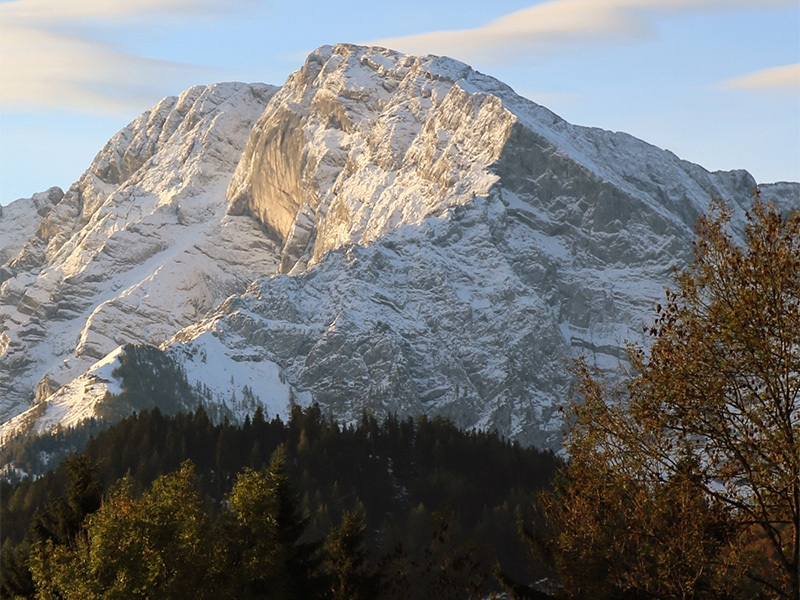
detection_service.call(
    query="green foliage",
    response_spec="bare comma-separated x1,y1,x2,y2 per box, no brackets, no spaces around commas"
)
2,405,557,598
0,541,35,599
29,454,103,548
321,512,381,600
222,449,323,599
29,461,218,599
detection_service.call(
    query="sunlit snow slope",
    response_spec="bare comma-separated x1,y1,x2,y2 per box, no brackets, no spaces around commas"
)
1,82,281,427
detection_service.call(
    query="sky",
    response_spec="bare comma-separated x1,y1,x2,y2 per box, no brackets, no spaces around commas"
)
0,0,798,206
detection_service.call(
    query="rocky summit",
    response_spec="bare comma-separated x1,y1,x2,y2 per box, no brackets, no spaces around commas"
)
1,44,797,448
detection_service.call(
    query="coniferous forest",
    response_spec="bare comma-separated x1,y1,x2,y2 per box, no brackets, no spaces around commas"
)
1,404,558,599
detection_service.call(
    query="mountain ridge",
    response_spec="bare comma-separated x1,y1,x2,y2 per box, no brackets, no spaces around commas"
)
2,43,797,448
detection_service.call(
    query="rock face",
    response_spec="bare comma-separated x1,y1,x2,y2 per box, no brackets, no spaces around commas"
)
0,81,280,423
2,44,797,448
227,46,512,272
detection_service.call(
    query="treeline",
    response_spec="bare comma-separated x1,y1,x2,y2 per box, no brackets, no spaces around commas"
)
2,404,558,599
1,343,264,480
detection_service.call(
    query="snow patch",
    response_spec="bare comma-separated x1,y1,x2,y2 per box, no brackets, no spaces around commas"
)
168,331,296,421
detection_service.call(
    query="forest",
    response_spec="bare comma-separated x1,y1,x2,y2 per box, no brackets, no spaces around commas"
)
1,403,557,599
1,198,798,599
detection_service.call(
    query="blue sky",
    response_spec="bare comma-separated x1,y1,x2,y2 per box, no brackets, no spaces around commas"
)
1,0,798,205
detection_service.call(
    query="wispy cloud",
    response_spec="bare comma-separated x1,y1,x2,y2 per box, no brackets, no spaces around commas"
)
1,0,225,22
372,0,793,61
719,63,800,90
0,0,237,113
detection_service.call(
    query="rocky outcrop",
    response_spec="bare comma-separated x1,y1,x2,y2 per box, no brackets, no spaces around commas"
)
227,45,513,271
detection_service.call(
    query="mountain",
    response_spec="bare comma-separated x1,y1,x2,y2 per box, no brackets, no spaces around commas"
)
0,81,281,431
1,44,797,449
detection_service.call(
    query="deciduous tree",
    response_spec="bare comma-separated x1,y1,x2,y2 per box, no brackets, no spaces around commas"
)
539,197,800,599
224,447,322,599
30,461,218,599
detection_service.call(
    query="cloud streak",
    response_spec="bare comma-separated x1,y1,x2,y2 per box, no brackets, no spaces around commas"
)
373,0,793,61
2,0,219,22
720,63,800,91
0,0,235,113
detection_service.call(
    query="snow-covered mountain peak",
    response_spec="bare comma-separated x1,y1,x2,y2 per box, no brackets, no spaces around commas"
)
2,44,797,450
228,44,524,274
226,44,765,280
